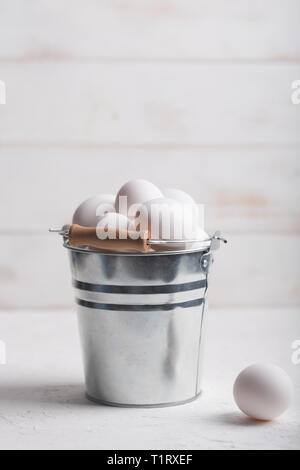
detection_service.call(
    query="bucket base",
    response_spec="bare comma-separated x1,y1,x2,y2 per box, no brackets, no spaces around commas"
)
85,391,202,408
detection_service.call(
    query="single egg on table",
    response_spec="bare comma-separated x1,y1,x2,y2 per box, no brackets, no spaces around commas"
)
233,363,294,421
72,194,115,227
115,179,162,217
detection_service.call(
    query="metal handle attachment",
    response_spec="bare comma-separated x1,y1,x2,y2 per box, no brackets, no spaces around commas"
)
147,231,227,249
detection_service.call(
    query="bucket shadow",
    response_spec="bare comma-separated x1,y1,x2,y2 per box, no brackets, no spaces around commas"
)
0,383,101,408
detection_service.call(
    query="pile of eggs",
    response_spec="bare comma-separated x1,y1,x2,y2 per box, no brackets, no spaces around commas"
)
72,179,208,252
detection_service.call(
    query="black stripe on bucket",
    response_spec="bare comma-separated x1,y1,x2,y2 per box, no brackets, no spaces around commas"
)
76,297,204,311
73,279,206,294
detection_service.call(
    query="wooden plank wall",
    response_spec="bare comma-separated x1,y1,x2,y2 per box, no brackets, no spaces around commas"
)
0,0,300,309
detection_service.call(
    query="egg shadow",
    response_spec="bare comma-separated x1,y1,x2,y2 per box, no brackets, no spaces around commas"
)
210,411,273,427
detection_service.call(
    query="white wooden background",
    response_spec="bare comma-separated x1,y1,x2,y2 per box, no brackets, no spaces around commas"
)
0,0,300,309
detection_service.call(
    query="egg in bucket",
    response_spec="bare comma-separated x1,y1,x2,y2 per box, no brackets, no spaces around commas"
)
50,180,226,407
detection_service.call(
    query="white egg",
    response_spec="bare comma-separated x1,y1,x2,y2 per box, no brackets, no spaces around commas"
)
97,212,131,231
163,188,196,206
194,227,209,241
163,188,204,228
188,226,209,250
137,197,197,251
72,194,115,227
115,179,162,217
233,363,294,421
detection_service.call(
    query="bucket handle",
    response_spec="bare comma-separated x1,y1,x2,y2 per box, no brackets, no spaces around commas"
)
49,226,227,254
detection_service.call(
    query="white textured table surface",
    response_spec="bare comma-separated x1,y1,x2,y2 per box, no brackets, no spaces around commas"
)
0,308,299,450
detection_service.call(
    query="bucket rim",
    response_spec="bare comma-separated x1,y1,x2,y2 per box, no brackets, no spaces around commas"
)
63,241,211,257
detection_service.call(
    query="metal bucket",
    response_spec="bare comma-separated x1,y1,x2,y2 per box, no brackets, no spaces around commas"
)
66,243,215,407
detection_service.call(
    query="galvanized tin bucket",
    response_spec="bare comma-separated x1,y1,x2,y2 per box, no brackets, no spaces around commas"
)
65,240,220,408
